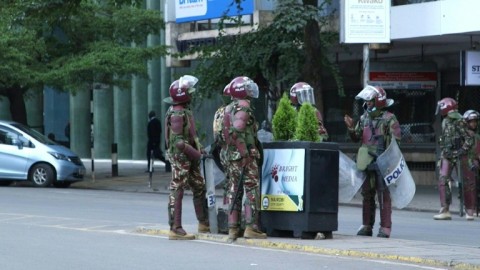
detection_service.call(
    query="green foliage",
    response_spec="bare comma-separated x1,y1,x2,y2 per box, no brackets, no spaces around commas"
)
272,93,297,141
294,102,321,142
0,0,167,93
188,0,344,101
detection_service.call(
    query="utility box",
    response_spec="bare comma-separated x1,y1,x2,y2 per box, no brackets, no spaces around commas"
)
260,141,339,239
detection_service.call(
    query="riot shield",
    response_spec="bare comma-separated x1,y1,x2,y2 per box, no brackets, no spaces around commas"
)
338,151,366,203
376,139,416,209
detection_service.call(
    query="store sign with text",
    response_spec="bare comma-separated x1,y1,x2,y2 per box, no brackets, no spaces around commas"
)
261,149,305,212
461,50,480,86
175,0,254,23
369,62,438,89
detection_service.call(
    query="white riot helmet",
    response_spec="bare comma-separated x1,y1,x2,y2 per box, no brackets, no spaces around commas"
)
291,82,315,105
463,110,480,121
355,85,393,111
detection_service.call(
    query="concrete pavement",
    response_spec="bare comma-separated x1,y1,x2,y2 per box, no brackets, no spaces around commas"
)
71,159,480,270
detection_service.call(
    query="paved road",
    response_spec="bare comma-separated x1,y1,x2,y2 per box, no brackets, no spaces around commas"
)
66,159,480,270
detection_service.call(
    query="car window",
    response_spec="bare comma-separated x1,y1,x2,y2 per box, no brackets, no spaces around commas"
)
0,125,32,148
11,123,55,145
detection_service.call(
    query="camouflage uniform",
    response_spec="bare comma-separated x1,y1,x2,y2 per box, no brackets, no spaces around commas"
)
212,105,230,204
435,112,474,218
349,109,401,238
224,76,266,240
462,128,479,218
289,82,328,141
225,99,262,231
164,75,208,240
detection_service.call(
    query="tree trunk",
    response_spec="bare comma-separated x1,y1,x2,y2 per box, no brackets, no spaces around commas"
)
6,85,28,125
302,0,325,116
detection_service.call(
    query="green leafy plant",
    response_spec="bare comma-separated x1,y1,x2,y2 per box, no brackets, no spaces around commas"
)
272,93,297,141
294,102,321,142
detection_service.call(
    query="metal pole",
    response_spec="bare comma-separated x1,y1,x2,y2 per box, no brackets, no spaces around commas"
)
112,143,118,177
363,44,370,87
90,87,95,183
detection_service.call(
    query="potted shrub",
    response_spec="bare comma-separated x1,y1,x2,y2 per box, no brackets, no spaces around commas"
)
272,93,297,141
261,93,339,239
294,102,321,142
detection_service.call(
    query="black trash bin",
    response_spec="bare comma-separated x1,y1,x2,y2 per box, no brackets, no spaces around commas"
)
260,141,339,239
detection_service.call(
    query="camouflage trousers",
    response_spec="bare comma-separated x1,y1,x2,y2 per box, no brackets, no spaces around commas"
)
361,170,392,229
226,158,261,226
439,157,477,209
167,153,207,225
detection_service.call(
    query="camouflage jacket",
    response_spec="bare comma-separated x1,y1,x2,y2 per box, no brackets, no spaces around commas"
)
439,112,473,159
349,110,401,170
225,99,260,161
164,105,201,156
465,130,480,168
213,105,226,146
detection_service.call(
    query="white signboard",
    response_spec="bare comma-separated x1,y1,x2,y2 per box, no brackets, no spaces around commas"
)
340,0,391,44
261,149,305,212
462,51,480,86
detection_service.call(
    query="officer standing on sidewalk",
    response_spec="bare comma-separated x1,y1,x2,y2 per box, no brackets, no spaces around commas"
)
344,85,401,238
164,75,209,240
224,76,267,240
433,98,474,220
461,110,480,220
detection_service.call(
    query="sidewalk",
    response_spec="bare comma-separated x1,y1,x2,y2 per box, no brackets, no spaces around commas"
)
72,159,480,270
73,159,458,214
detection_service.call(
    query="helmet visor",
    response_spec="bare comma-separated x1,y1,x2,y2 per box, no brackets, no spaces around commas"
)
179,75,198,93
297,85,315,105
246,81,259,98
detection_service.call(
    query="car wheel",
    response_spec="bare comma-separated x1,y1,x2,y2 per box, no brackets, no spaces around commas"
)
0,181,13,186
53,181,71,188
29,164,54,187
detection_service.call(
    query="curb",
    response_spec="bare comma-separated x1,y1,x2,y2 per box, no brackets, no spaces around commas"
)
135,227,480,270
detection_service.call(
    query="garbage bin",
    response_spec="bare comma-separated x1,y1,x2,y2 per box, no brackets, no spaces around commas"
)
260,141,339,239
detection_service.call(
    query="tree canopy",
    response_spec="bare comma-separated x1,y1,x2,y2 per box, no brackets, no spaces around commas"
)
187,0,343,117
0,0,167,124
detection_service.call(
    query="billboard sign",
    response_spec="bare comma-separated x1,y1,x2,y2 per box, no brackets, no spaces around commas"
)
461,50,480,86
261,149,305,212
369,62,437,90
175,0,254,23
340,0,391,44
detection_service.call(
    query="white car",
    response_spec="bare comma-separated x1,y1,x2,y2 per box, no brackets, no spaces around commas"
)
0,120,85,187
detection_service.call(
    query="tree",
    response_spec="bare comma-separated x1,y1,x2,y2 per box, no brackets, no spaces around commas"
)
294,102,321,142
272,93,297,141
188,0,343,121
0,0,167,124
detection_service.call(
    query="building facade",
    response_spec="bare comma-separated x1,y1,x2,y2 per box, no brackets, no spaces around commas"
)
3,0,479,186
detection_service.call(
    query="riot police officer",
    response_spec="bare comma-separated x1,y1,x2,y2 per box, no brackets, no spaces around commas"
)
344,85,401,238
164,75,209,240
224,76,267,240
460,109,479,220
433,98,474,220
290,82,328,141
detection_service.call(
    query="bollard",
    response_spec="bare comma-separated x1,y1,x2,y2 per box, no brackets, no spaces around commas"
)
112,143,118,177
